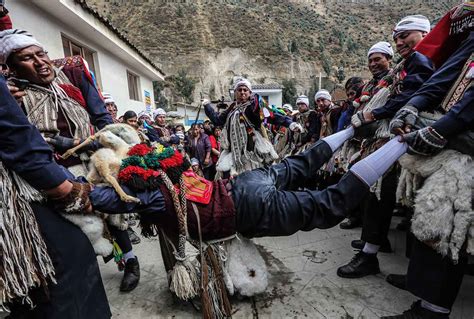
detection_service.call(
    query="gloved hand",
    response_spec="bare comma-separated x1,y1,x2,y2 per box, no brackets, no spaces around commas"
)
402,126,447,156
50,181,93,214
389,105,418,135
289,122,303,132
45,134,77,151
351,110,374,128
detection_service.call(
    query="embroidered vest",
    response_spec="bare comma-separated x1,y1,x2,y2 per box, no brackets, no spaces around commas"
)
441,53,473,112
22,69,92,141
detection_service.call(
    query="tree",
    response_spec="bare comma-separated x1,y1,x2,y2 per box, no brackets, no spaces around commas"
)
336,66,345,84
308,77,319,109
176,5,184,18
321,52,332,77
282,79,297,106
153,81,170,110
289,40,299,54
209,83,216,100
174,69,196,103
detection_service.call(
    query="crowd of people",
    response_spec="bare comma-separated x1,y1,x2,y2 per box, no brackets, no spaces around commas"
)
0,1,472,319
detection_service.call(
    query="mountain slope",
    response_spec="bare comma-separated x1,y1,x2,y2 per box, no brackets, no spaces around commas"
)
86,0,456,102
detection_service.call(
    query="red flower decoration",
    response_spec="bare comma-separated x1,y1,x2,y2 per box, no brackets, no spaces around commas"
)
142,169,159,180
127,144,152,157
118,165,149,182
159,150,184,170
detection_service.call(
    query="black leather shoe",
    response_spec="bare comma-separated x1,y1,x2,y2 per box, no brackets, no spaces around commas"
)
337,251,380,278
340,217,361,229
351,239,365,250
386,273,407,291
127,227,141,245
350,239,393,253
120,257,140,292
381,300,449,318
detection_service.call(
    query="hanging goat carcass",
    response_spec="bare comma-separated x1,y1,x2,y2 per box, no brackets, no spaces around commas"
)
61,123,141,256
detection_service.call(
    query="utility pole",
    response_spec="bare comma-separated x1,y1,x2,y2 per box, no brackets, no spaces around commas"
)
318,71,322,91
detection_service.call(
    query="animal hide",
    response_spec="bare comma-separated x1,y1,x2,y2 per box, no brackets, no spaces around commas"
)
66,164,113,256
397,150,474,262
225,237,268,296
63,214,113,256
63,124,141,256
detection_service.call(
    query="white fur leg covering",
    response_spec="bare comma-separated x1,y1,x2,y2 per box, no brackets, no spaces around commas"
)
226,237,268,296
322,126,354,152
350,138,407,187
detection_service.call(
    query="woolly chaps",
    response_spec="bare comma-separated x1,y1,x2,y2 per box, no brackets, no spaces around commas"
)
397,149,474,262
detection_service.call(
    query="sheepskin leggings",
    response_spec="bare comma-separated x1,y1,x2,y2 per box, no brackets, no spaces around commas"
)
8,203,111,319
407,238,467,309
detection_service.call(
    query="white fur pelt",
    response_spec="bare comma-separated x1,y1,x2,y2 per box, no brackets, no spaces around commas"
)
63,214,113,256
62,124,141,256
224,237,268,296
397,150,474,262
65,164,113,257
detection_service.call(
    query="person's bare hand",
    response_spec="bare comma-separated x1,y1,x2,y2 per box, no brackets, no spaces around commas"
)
7,83,26,102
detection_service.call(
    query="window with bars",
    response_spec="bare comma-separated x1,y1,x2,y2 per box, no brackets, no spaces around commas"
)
127,70,141,101
61,35,99,86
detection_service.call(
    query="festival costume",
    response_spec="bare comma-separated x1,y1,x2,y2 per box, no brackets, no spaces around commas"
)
400,44,473,315
338,70,390,173
154,124,171,142
204,94,292,177
88,126,410,316
0,76,111,318
359,53,435,241
22,56,138,288
338,33,436,278
291,108,319,154
384,5,473,315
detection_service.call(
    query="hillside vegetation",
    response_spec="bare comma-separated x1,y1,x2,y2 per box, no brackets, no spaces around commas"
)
86,0,456,105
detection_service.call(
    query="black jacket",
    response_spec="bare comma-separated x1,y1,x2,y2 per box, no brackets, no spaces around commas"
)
372,52,435,120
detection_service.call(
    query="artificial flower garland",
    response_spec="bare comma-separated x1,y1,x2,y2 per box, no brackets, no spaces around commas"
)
118,143,190,191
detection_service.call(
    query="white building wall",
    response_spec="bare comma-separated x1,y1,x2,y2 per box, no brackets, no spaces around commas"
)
176,105,208,127
253,90,282,108
229,88,283,108
8,0,159,115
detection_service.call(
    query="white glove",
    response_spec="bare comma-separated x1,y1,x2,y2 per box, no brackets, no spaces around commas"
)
289,122,303,132
201,99,210,107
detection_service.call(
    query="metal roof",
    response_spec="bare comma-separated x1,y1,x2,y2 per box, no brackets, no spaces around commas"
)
252,83,283,90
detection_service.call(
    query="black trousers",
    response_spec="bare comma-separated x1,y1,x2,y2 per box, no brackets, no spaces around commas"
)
407,238,467,309
360,166,398,245
233,140,370,238
9,203,111,319
203,164,217,181
108,224,132,254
